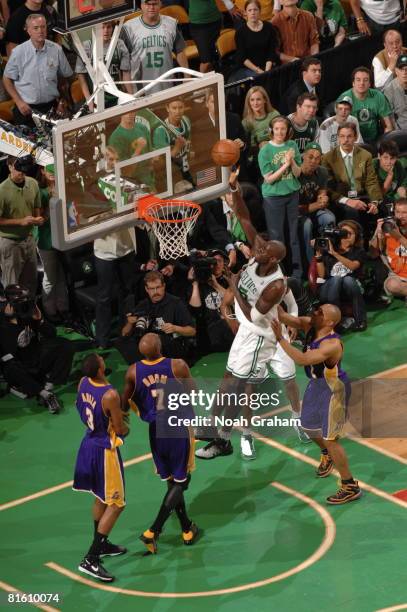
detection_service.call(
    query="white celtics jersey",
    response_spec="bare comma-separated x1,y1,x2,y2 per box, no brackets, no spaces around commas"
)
123,16,178,91
235,260,286,340
318,114,363,154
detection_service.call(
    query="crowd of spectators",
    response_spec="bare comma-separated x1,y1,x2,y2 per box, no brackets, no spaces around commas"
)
0,0,406,414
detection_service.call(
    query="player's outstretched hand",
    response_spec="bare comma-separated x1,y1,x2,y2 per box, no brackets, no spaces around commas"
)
229,167,240,190
271,318,283,341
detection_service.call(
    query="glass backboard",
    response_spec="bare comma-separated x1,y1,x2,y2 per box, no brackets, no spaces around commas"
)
57,0,136,32
51,73,228,250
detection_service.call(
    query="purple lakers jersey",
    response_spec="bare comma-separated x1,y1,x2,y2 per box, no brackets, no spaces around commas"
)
303,331,347,380
76,377,122,449
130,357,188,423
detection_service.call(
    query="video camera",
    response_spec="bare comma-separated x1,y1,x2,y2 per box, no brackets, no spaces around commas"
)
314,226,349,253
189,250,218,283
5,285,36,322
382,215,400,234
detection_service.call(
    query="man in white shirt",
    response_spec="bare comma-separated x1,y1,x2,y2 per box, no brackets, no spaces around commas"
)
318,96,363,154
93,229,156,349
372,30,407,90
384,54,407,131
350,0,402,36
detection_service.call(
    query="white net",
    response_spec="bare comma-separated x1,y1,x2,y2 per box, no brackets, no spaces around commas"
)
146,200,201,260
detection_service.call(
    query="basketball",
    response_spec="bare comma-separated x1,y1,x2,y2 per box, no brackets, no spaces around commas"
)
211,139,240,167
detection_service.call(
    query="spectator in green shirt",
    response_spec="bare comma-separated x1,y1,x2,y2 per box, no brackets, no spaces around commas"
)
374,140,407,205
242,85,280,180
258,115,303,279
339,66,394,143
0,155,44,296
300,0,347,49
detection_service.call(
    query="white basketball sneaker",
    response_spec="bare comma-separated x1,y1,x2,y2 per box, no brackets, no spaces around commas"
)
240,434,256,460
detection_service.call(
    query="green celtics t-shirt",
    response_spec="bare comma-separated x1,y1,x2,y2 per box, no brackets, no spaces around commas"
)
340,88,392,143
189,0,220,24
373,158,407,202
300,0,347,34
108,117,154,189
242,110,280,151
258,140,302,197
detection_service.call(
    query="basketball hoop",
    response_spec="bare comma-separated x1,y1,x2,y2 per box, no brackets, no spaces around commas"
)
137,195,201,260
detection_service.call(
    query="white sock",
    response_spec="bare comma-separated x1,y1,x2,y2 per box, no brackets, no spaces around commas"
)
241,427,252,436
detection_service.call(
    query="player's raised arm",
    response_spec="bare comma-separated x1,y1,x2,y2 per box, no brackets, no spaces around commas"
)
122,364,136,413
103,389,129,437
271,319,342,366
277,304,312,332
228,170,257,247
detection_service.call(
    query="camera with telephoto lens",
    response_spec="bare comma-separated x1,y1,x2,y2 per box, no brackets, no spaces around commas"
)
314,225,349,253
382,215,399,234
133,316,150,336
4,284,36,322
190,250,218,283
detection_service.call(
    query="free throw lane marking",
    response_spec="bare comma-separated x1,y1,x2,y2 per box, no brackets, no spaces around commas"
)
45,480,336,598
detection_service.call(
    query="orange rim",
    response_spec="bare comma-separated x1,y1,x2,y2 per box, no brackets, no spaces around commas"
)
145,200,202,224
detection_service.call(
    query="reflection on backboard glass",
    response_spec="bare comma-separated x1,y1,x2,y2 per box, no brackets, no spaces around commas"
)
57,0,135,31
52,74,227,249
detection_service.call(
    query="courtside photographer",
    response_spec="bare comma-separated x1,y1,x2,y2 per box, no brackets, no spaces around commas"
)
0,284,75,413
188,249,235,354
115,271,196,364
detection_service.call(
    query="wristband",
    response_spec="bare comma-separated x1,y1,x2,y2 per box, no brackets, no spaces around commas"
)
229,183,239,193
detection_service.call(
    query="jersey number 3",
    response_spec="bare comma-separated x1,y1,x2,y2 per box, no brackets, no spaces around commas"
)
86,407,95,430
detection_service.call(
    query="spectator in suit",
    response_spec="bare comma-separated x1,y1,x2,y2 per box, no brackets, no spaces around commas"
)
384,54,407,131
272,0,319,63
372,29,407,90
322,122,382,227
284,56,322,114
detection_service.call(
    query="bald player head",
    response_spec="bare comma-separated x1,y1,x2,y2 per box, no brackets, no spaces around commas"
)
311,303,341,330
253,235,287,266
138,333,162,361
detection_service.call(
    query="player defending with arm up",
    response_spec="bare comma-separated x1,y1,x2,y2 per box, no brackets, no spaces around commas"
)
270,305,361,505
122,333,199,554
195,172,306,462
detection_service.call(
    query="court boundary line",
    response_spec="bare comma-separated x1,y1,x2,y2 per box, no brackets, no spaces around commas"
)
45,480,336,598
376,605,407,612
251,433,407,510
0,580,60,612
0,454,152,512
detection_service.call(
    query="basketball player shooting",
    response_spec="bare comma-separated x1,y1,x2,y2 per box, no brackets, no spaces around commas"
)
196,169,306,461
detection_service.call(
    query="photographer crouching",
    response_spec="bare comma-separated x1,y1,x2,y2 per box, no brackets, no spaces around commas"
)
188,249,235,355
115,271,196,365
315,220,368,331
369,199,407,304
0,285,75,413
